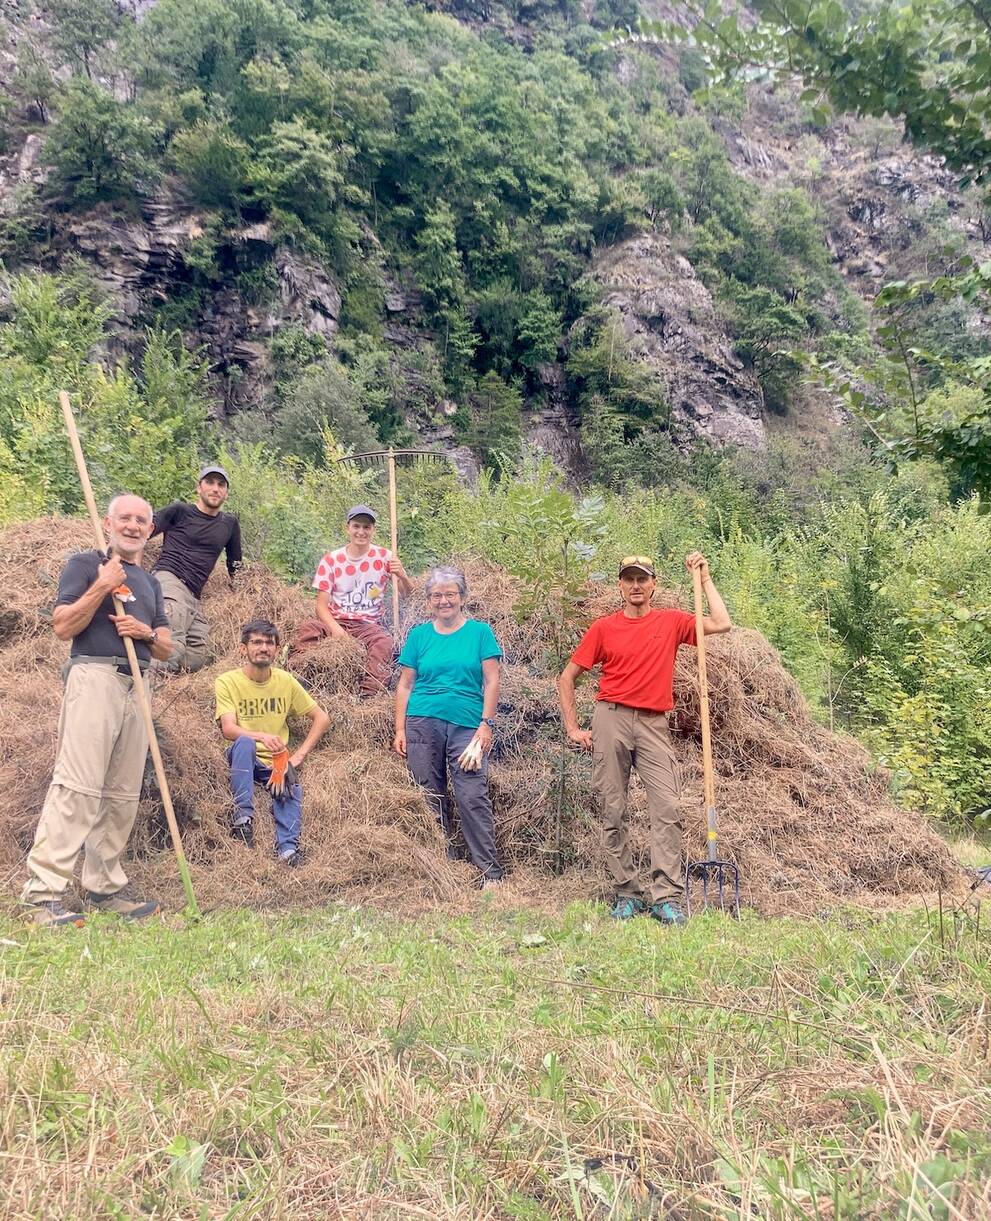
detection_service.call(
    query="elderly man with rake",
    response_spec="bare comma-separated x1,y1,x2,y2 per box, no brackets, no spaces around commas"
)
20,494,173,928
558,553,731,925
216,618,331,866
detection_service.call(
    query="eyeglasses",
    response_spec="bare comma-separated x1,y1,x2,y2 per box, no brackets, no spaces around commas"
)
428,593,460,602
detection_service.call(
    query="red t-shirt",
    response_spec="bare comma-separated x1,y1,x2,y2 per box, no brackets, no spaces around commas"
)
571,608,697,713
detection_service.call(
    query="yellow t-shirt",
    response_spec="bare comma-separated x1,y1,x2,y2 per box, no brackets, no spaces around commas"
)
214,667,317,763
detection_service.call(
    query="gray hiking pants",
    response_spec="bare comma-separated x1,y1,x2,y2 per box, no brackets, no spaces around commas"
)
405,716,503,880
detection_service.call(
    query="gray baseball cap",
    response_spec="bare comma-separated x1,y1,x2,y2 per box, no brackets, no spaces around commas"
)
346,504,378,523
198,464,229,484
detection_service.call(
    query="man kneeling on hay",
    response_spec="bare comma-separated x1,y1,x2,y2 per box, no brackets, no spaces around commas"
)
215,619,330,866
21,494,173,928
558,552,731,925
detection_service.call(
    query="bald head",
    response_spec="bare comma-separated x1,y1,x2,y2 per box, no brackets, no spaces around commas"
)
104,494,154,562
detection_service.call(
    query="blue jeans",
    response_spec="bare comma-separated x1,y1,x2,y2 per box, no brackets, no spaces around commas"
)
227,737,302,856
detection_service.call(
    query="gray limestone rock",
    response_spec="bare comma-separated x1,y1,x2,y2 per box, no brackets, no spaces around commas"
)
590,233,766,450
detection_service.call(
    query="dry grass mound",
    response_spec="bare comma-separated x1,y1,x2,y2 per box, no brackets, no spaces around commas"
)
0,517,965,916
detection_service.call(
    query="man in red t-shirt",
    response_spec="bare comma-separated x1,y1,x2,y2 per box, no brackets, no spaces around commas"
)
558,552,731,924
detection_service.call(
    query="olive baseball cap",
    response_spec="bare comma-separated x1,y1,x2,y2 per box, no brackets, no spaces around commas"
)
618,555,656,577
198,464,229,484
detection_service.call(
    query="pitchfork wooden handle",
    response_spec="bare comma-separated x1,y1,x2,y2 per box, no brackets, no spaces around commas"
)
692,566,717,853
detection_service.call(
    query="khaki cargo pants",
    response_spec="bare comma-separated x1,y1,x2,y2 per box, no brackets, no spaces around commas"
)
154,569,210,673
592,701,683,904
22,663,150,903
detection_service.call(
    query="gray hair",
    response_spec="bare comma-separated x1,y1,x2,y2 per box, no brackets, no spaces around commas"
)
106,493,153,521
424,565,468,600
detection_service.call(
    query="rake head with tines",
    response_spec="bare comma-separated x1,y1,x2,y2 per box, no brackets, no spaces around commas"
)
335,448,452,470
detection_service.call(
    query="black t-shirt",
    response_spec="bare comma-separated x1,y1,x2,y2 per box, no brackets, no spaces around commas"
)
56,552,168,663
151,502,242,599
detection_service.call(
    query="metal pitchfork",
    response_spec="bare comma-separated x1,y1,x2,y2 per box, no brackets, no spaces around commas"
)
334,448,455,641
684,564,740,917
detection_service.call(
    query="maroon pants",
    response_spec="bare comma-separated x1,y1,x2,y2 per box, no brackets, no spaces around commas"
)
292,617,394,696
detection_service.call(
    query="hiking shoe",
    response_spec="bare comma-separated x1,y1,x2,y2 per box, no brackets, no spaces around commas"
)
481,875,504,891
85,891,161,920
609,895,645,920
231,821,254,848
22,900,85,928
648,900,687,926
279,848,305,868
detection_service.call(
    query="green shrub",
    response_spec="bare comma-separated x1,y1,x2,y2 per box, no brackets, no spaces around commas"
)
45,79,159,205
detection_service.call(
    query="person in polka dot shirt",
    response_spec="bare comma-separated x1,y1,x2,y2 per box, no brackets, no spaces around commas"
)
291,505,413,696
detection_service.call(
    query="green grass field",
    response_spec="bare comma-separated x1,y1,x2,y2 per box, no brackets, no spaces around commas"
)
2,896,989,1219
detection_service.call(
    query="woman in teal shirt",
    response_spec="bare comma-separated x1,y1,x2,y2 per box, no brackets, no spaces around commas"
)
394,566,504,883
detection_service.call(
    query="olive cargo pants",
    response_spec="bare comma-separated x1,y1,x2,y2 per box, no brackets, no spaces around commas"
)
153,569,211,674
591,701,683,903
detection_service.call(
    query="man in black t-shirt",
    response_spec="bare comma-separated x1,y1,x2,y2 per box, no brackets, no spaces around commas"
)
21,494,173,928
151,465,242,673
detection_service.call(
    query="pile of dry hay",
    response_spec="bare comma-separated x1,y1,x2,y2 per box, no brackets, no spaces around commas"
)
0,517,965,917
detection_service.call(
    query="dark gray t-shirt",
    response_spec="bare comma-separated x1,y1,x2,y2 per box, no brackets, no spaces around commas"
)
55,551,168,663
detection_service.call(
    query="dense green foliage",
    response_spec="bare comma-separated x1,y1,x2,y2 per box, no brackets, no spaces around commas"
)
0,273,210,522
1,0,868,462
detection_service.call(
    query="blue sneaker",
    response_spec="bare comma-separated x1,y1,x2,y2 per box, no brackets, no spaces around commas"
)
610,895,645,920
649,901,687,926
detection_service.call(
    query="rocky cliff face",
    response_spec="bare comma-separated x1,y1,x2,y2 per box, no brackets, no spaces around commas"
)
50,196,344,414
592,233,766,449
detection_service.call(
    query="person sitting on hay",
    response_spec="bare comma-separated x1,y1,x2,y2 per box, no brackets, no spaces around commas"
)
394,566,505,886
150,464,242,674
21,494,173,927
215,618,330,866
558,552,731,925
291,505,413,698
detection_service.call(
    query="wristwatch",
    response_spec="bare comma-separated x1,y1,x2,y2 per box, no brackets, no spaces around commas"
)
480,717,496,728
148,630,158,645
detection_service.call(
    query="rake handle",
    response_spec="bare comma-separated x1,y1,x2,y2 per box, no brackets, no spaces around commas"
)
692,565,718,862
58,391,201,919
387,448,400,644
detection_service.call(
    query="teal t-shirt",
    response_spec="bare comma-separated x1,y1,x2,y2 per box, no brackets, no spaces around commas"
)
399,618,503,728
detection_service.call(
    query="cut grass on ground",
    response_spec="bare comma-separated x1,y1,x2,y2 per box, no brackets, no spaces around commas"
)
1,900,989,1219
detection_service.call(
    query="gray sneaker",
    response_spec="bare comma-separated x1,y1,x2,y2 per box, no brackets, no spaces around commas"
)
22,900,85,928
84,891,161,920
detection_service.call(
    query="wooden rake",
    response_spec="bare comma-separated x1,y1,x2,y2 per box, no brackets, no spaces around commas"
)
334,448,455,640
684,564,740,917
58,391,201,919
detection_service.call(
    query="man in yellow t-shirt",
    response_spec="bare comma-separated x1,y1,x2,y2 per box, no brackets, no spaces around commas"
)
215,618,330,864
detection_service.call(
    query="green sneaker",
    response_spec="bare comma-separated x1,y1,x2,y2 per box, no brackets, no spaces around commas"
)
648,900,687,926
609,895,645,920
